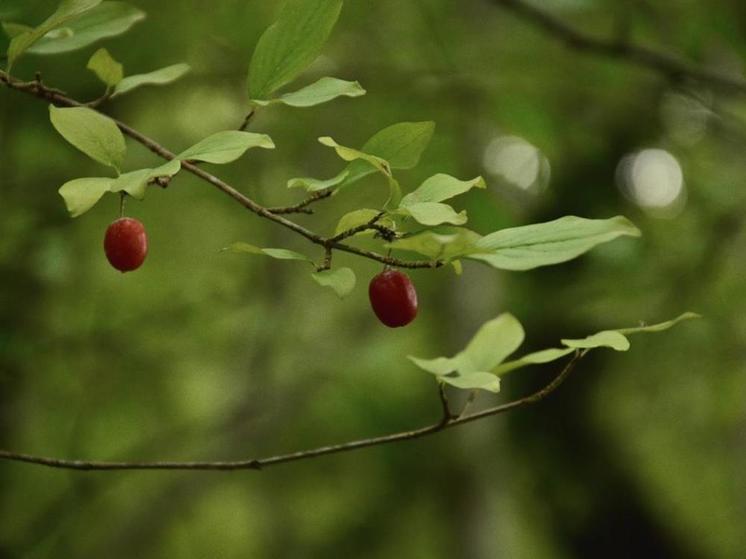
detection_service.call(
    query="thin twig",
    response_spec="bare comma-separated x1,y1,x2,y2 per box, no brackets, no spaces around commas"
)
0,351,583,472
238,108,256,131
267,190,333,215
0,70,441,270
492,0,746,95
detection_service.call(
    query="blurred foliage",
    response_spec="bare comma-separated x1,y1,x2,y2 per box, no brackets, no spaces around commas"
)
1,0,745,557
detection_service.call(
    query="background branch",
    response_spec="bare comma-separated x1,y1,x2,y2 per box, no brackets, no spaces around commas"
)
492,0,746,94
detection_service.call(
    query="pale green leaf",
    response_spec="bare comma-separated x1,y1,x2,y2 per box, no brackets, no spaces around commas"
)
456,313,525,373
7,0,102,69
467,215,641,271
254,77,365,107
561,331,631,351
22,2,145,55
451,260,463,275
177,131,274,164
343,121,435,186
58,176,114,217
87,47,122,87
388,228,481,261
318,136,391,175
2,22,31,38
112,63,190,97
287,170,348,192
49,105,126,171
334,208,391,236
248,0,343,100
397,202,467,226
400,174,486,207
311,267,356,298
222,242,313,263
616,312,701,335
442,372,501,393
492,347,576,376
109,159,180,199
407,356,459,376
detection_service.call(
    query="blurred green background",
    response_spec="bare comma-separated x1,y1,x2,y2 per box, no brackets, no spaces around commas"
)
1,0,744,557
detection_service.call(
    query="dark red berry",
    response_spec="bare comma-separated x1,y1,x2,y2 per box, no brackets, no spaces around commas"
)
104,217,148,272
368,269,418,328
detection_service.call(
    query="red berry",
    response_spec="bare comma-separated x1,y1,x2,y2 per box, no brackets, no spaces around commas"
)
368,269,418,328
104,217,148,272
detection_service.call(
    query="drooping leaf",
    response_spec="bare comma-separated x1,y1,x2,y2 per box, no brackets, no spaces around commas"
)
49,105,126,171
400,174,486,207
287,170,348,192
311,267,356,298
177,131,274,164
248,0,343,100
492,347,576,376
467,215,641,271
397,202,467,226
616,312,701,335
388,228,481,261
409,313,524,380
561,331,630,351
7,0,102,69
109,159,180,199
318,136,391,175
58,176,114,217
343,121,435,186
87,47,122,87
111,63,190,97
222,242,313,263
19,2,145,55
442,372,501,393
254,77,365,107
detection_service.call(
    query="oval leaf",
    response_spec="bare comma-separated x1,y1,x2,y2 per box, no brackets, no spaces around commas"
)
442,373,501,393
561,331,630,351
112,63,190,97
467,216,641,271
311,267,356,298
109,159,181,199
248,0,343,100
177,131,274,164
255,77,365,107
398,202,467,226
7,0,102,69
87,47,122,87
400,174,485,207
49,105,126,171
58,176,114,217
222,242,313,263
24,2,145,55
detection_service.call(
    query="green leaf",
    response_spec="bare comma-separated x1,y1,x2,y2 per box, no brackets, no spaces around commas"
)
111,63,190,97
467,215,641,271
400,174,486,207
616,312,701,335
2,23,31,38
334,208,391,237
254,77,365,107
58,176,114,217
442,373,501,393
287,170,348,192
397,202,467,226
49,105,126,171
7,0,102,69
177,131,274,164
343,121,435,186
21,2,145,55
248,0,343,100
409,313,524,391
222,242,313,263
87,47,122,87
388,228,481,261
109,159,180,199
318,136,391,175
311,267,356,298
561,331,630,351
492,347,576,376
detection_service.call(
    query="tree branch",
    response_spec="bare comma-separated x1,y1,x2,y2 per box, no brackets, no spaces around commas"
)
0,70,442,270
492,0,746,95
266,190,333,215
0,351,583,472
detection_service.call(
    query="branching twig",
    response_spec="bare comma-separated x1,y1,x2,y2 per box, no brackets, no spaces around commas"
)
0,70,442,270
492,0,746,95
0,351,584,472
267,190,333,215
